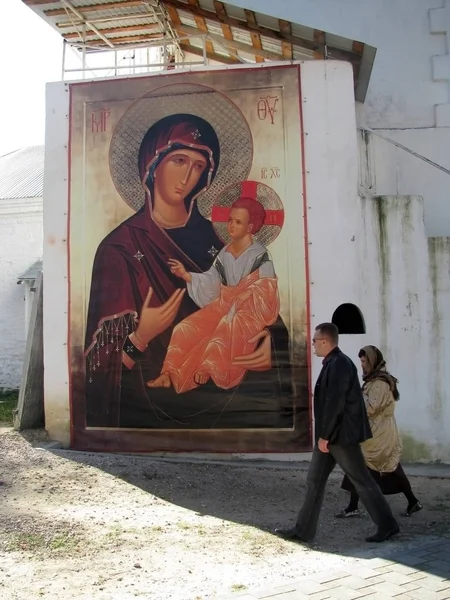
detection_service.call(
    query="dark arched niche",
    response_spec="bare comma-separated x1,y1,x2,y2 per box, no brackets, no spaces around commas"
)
332,303,366,334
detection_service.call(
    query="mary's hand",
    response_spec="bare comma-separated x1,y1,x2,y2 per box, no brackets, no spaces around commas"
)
135,287,185,346
232,329,272,371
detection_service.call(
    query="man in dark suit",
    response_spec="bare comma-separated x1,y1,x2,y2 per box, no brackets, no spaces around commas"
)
275,323,399,543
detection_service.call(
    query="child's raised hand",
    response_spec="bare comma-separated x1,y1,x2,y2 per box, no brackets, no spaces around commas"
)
168,259,190,282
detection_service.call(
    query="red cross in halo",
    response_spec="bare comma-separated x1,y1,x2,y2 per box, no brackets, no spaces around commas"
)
211,180,285,228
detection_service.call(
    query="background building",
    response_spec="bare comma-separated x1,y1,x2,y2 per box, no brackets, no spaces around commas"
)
0,146,43,390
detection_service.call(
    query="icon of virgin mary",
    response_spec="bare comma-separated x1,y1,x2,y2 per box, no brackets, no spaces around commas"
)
84,112,293,430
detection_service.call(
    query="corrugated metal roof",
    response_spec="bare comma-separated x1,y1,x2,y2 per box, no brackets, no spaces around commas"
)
22,0,376,101
0,146,44,200
17,259,43,282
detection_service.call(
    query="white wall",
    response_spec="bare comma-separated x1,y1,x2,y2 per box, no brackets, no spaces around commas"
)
0,197,43,389
301,59,450,462
228,0,450,235
359,195,450,462
43,82,70,445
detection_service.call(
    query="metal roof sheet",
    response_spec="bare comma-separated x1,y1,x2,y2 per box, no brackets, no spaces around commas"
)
0,146,44,200
18,259,43,282
22,0,376,101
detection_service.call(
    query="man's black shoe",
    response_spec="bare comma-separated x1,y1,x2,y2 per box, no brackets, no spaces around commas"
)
274,527,312,543
366,526,400,543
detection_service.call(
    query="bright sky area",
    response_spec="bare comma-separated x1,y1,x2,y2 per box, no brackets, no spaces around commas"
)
0,1,165,157
0,0,62,157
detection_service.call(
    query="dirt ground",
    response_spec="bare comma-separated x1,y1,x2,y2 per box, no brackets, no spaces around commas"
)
1,428,450,600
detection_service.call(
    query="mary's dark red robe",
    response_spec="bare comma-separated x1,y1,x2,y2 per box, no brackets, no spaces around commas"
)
84,203,294,429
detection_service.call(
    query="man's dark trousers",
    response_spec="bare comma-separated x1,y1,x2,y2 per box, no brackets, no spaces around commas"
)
294,443,398,541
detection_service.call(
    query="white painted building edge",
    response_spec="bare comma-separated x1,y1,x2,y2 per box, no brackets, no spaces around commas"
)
43,81,70,445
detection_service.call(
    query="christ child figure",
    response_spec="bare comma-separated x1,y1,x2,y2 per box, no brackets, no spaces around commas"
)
147,196,280,393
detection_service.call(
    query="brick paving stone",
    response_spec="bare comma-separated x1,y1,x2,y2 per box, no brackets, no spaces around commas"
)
407,589,450,600
409,548,438,557
307,591,333,600
416,578,450,592
400,582,423,592
320,580,350,590
428,569,450,580
381,571,418,586
388,564,421,576
346,576,385,586
358,581,407,596
267,592,310,600
374,565,395,574
365,558,392,568
428,554,450,564
423,559,450,572
358,595,398,600
394,554,429,566
308,571,353,584
290,579,329,595
406,571,428,581
333,576,375,591
350,567,384,580
315,586,366,600
253,584,299,598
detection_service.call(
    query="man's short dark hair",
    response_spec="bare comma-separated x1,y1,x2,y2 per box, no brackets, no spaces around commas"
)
315,322,339,344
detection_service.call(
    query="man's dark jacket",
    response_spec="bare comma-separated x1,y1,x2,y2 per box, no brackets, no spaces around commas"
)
314,347,372,446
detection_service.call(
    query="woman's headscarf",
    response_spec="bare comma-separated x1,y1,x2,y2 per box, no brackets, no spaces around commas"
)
138,114,220,218
359,345,400,400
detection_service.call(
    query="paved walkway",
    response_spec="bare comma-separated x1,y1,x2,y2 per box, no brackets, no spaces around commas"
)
225,536,450,599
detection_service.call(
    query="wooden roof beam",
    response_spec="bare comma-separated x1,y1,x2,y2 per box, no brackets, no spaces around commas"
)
213,2,239,62
313,30,325,59
188,0,215,60
244,9,263,63
179,43,241,65
161,0,359,62
279,19,293,60
174,23,283,61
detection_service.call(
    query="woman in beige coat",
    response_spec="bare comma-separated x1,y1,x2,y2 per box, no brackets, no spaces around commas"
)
336,345,422,518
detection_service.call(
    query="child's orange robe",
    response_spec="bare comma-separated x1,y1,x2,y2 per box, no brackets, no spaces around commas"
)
162,242,279,393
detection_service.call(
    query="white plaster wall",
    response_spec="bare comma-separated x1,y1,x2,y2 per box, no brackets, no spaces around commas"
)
359,195,450,462
0,198,43,389
43,82,70,446
300,60,367,441
302,60,450,462
228,0,447,127
227,0,450,236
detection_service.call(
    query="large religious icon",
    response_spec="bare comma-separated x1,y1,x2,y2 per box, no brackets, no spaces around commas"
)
68,66,311,452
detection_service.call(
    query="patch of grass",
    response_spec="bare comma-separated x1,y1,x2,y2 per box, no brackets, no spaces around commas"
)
0,389,18,424
7,533,46,552
230,584,247,592
49,533,80,552
5,531,81,555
